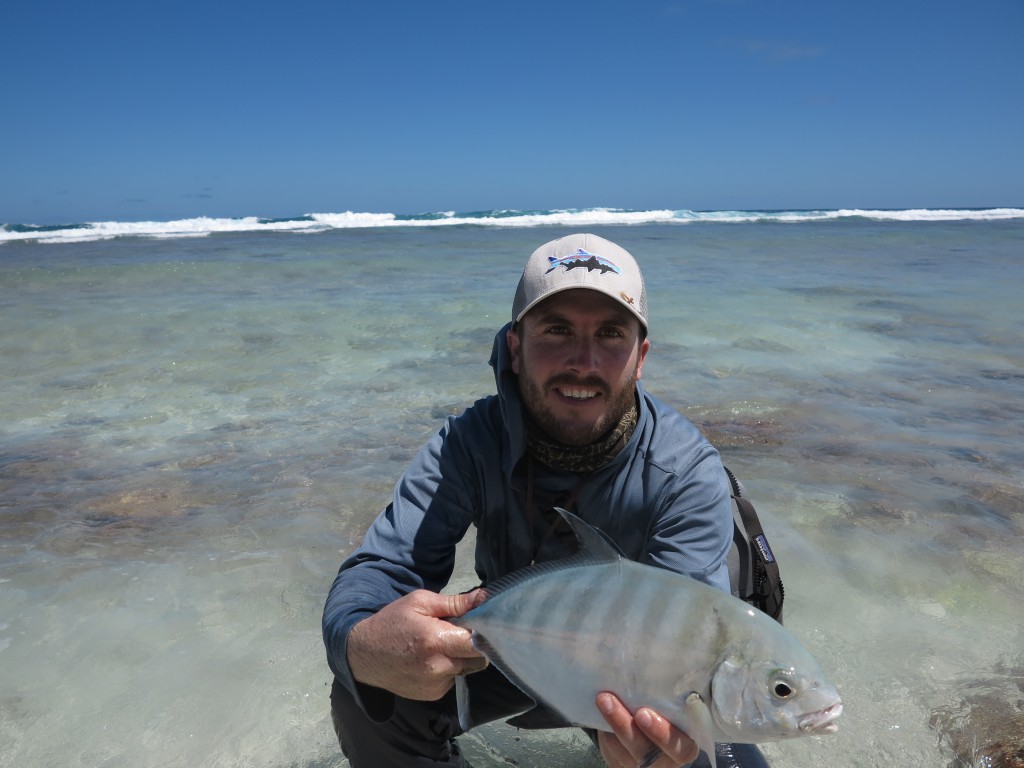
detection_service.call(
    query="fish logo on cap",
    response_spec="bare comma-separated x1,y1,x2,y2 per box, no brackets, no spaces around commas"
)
545,248,622,275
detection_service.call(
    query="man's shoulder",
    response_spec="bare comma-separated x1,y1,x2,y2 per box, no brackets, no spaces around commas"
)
636,389,718,470
449,393,501,422
440,394,504,442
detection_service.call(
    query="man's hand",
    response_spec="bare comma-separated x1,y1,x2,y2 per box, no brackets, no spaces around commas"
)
346,589,489,701
596,692,700,768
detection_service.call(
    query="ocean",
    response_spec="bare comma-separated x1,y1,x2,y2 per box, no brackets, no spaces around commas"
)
2,208,1023,767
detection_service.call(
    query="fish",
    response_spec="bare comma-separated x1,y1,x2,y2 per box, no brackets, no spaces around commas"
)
451,508,842,768
545,249,622,274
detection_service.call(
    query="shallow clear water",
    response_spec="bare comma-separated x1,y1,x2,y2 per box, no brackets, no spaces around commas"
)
1,222,1022,767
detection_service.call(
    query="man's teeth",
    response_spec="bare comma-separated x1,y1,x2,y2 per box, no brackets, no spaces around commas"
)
561,389,598,400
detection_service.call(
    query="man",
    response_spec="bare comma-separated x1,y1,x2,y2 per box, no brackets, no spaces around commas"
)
323,234,744,768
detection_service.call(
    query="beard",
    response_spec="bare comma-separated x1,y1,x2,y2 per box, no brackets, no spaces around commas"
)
516,362,640,447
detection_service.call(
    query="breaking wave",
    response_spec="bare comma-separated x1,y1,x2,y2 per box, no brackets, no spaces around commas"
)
3,207,1023,245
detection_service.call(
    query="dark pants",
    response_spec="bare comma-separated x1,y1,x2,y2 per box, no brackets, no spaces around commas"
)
330,672,772,768
330,666,534,767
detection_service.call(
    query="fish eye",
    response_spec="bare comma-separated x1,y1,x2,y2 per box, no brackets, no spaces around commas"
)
772,681,795,699
768,670,798,699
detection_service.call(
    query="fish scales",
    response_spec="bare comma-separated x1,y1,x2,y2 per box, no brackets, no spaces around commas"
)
590,562,654,668
467,553,728,729
453,509,842,768
524,561,596,633
578,562,631,639
517,568,568,631
523,565,608,661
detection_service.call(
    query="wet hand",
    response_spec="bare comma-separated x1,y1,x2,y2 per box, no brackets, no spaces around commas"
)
347,589,489,701
596,692,700,768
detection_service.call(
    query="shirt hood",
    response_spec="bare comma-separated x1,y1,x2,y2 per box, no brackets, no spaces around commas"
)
489,323,528,477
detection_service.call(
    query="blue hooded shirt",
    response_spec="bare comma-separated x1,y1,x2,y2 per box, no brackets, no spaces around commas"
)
322,324,733,713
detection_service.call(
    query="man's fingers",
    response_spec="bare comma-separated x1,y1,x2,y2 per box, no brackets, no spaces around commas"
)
635,708,670,742
597,731,637,768
597,692,638,734
433,588,486,620
423,589,487,660
597,693,700,768
635,707,700,766
347,590,491,700
597,692,655,766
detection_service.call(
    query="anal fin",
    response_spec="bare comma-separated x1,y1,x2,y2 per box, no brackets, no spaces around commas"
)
455,675,472,733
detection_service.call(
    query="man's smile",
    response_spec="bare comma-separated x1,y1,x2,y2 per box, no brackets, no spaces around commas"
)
556,386,601,401
548,375,607,404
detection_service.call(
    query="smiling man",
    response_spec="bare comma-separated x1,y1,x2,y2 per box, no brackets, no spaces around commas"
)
510,287,648,449
322,234,768,768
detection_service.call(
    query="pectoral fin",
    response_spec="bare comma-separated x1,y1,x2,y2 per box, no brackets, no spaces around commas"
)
682,692,718,768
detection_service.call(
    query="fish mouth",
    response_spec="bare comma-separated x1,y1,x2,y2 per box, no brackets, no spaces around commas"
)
798,701,843,733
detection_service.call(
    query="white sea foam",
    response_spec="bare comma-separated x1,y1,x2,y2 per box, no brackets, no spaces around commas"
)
308,207,681,229
308,211,401,228
4,207,1022,245
833,207,1024,221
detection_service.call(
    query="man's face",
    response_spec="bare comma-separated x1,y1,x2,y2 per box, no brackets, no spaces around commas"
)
507,289,650,446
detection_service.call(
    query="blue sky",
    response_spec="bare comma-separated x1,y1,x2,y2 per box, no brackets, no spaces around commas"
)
3,0,1022,223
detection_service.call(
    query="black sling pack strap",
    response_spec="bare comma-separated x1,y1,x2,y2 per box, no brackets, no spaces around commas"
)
724,466,785,624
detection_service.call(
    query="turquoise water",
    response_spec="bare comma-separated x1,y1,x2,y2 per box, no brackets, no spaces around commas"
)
2,220,1022,767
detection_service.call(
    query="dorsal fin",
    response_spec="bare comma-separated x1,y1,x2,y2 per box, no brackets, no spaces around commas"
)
468,508,623,603
553,507,624,561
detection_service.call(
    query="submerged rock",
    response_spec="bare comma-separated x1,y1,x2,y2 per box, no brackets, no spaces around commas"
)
930,660,1024,768
694,414,787,449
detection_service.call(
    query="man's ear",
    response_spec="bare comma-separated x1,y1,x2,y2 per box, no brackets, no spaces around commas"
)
635,337,651,380
506,326,522,375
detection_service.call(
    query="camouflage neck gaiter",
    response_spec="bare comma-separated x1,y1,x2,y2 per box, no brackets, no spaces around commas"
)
526,403,638,474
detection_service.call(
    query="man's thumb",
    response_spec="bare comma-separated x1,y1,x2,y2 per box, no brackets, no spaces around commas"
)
439,587,486,619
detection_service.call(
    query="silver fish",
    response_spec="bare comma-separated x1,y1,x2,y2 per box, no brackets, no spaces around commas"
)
452,509,842,768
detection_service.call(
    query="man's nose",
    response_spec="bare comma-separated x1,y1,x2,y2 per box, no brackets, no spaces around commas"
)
567,337,598,372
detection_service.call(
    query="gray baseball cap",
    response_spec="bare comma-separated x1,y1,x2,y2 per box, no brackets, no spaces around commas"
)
511,233,648,329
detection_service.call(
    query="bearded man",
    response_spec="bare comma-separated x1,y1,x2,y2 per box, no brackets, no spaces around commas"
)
323,233,768,768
